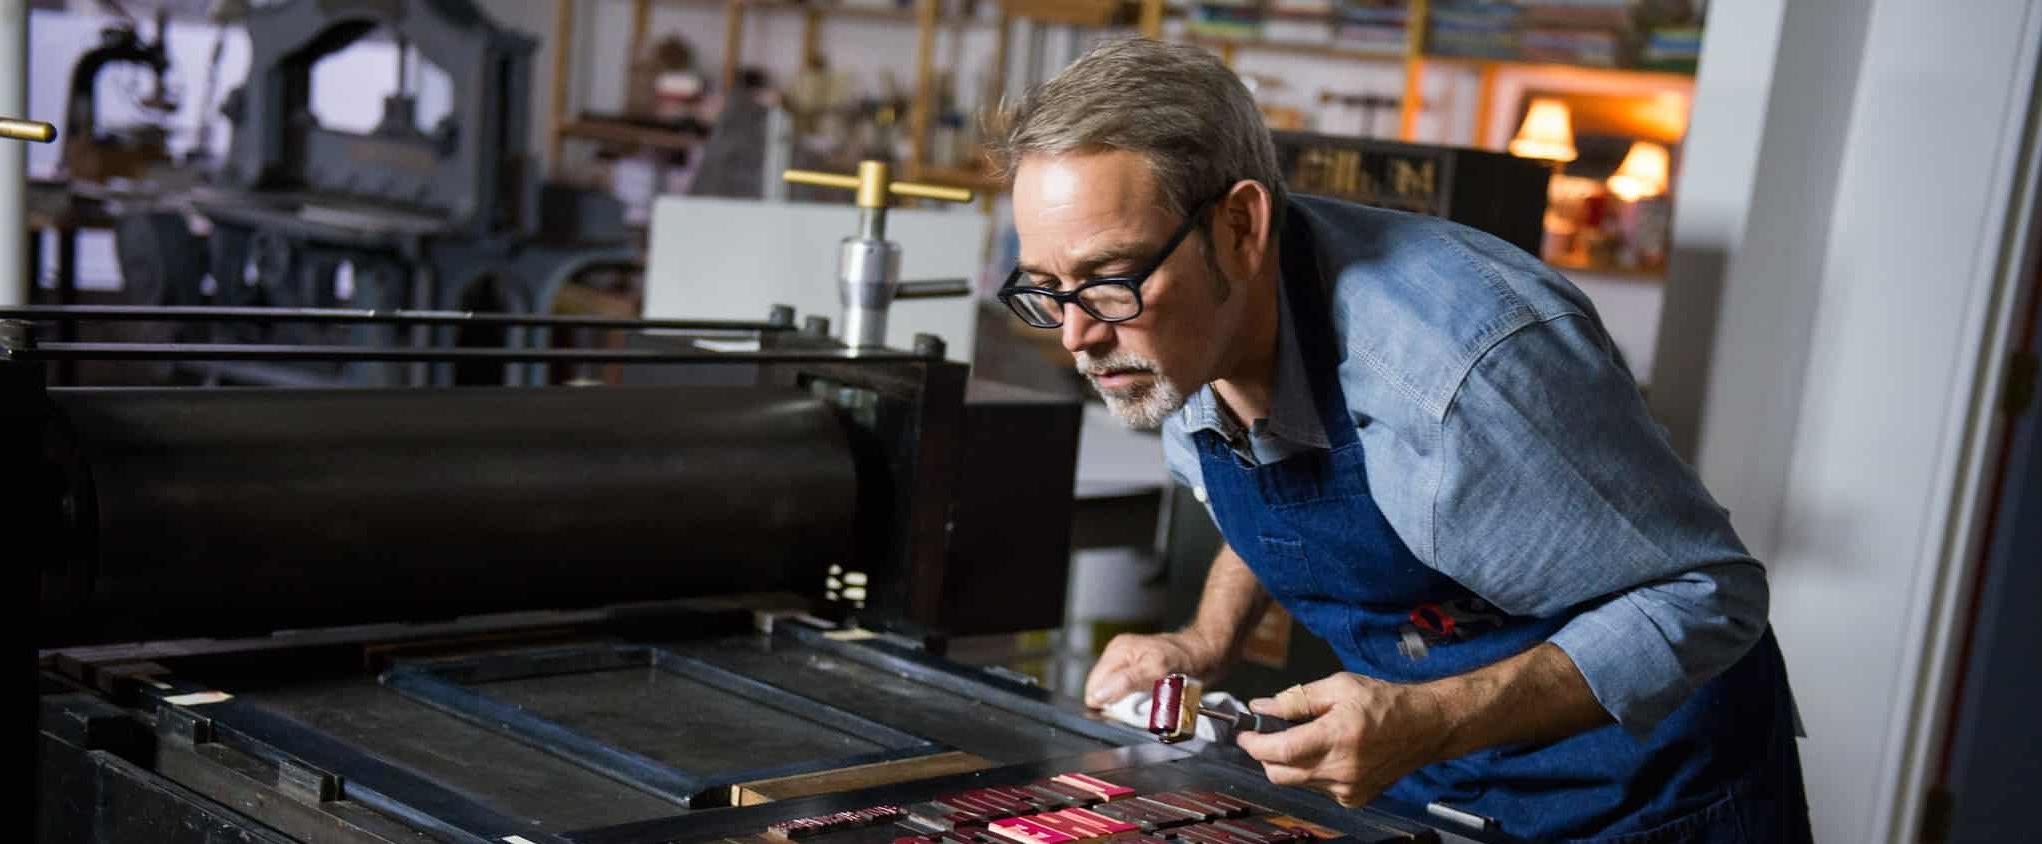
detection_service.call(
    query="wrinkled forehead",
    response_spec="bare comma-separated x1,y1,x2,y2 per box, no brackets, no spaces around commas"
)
1011,151,1171,263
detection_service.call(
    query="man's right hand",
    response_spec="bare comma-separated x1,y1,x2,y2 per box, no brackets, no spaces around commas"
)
1082,630,1227,709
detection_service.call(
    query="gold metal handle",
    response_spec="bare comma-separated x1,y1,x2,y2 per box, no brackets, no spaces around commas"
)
0,118,56,144
783,160,973,209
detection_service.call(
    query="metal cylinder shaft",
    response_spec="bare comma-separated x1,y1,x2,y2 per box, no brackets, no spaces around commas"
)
838,237,901,349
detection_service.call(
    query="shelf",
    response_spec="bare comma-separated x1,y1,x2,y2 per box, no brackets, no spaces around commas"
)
558,118,705,152
657,0,969,23
1002,0,1138,27
1418,54,1696,83
1187,34,1406,63
742,0,919,20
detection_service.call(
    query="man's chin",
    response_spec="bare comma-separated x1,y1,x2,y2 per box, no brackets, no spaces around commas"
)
1103,404,1164,431
1098,389,1181,432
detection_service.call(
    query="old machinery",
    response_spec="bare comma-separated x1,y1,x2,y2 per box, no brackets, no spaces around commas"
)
9,305,1508,844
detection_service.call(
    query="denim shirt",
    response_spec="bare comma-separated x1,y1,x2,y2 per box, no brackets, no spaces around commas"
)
1161,195,1770,738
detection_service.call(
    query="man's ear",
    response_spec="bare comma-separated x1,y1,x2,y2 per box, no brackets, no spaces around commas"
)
1218,180,1274,278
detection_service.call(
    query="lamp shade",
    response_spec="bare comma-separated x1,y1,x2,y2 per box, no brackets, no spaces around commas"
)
1607,141,1671,201
1509,98,1577,162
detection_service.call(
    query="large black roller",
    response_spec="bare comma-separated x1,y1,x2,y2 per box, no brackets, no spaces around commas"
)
39,386,858,645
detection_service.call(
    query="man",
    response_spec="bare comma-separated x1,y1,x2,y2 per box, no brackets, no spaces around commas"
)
990,37,1811,843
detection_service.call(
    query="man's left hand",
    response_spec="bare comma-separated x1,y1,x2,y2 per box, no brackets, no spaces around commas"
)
1233,673,1452,808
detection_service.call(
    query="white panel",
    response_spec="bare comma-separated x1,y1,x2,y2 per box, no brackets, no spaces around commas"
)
1671,0,2042,842
1,0,24,306
1644,0,1787,456
643,196,988,361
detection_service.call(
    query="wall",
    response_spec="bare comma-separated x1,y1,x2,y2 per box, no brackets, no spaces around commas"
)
1666,1,2042,842
1644,0,1788,457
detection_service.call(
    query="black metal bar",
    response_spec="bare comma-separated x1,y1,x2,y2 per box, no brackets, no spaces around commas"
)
409,643,646,686
54,228,77,385
0,304,792,332
382,666,704,806
21,342,930,364
774,622,1150,748
650,652,936,751
141,683,571,844
894,279,972,300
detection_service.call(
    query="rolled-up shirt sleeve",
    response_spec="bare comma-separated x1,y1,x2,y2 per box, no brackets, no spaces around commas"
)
1431,313,1768,739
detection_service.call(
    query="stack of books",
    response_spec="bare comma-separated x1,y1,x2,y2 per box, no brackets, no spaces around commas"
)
1641,25,1702,71
1517,0,1633,28
1516,0,1634,66
1265,0,1339,46
1426,2,1521,60
1519,26,1621,65
1187,0,1265,40
1333,1,1409,53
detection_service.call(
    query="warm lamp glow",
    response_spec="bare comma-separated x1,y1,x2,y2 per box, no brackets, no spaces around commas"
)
1509,98,1577,162
1607,141,1671,201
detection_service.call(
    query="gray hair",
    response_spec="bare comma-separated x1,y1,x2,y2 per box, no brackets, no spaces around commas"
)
988,36,1288,243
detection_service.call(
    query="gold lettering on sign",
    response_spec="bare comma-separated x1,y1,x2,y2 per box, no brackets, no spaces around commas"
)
1389,159,1435,202
1294,148,1332,195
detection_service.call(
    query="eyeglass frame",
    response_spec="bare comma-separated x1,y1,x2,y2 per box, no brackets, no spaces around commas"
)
996,191,1226,329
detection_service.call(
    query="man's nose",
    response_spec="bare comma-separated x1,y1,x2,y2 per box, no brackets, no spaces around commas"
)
1061,306,1113,355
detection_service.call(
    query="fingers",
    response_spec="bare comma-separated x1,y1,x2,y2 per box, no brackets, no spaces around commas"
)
1083,634,1176,708
1083,647,1136,708
1249,673,1346,720
1235,716,1330,766
1258,761,1311,788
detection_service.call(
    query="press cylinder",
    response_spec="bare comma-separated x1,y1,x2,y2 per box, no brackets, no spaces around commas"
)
36,385,859,646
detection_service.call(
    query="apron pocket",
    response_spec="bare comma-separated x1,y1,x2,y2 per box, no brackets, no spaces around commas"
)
1254,534,1326,599
1562,787,1744,844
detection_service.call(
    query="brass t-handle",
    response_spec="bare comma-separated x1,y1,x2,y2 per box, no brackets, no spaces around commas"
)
783,161,973,209
0,118,56,143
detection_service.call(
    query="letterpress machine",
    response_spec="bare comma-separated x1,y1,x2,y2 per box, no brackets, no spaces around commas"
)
100,0,638,388
8,289,1515,844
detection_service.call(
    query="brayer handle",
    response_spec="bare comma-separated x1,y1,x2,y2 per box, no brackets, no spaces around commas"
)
1236,711,1300,734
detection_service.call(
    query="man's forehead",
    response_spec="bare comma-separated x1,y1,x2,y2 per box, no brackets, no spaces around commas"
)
1012,151,1162,219
1012,152,1170,268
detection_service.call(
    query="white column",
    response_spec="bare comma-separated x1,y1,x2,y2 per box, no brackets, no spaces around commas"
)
1664,0,2042,841
0,0,27,307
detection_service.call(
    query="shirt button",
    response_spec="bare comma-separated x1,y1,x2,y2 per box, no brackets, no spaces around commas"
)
1193,486,1208,503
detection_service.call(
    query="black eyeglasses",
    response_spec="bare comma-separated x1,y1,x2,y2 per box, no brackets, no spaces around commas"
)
997,194,1221,329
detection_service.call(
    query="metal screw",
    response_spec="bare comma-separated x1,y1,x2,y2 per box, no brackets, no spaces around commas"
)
803,316,832,337
913,333,946,359
768,304,795,327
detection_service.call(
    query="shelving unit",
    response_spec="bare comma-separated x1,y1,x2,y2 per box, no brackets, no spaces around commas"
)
1185,33,1404,64
547,0,968,164
544,0,1699,200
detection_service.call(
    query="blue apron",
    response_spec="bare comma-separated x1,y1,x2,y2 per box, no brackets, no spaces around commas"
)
1192,217,1812,842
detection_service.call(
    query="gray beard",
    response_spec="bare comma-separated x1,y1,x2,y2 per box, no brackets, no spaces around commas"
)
1075,350,1187,431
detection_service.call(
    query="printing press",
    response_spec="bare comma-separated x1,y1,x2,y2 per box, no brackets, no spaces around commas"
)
13,318,1513,842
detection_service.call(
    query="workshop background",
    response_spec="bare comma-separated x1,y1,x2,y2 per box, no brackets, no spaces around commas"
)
6,0,2038,842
